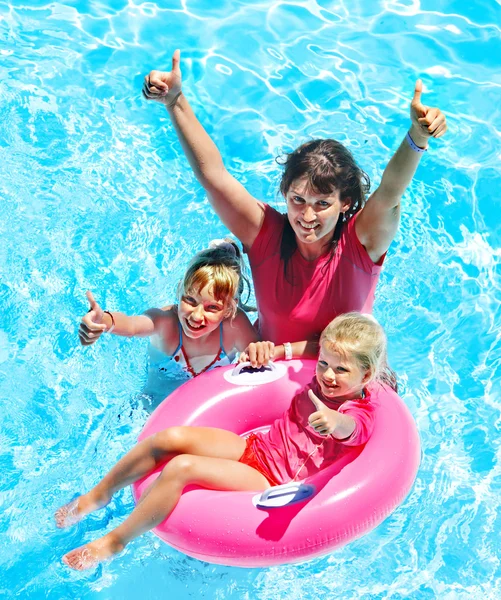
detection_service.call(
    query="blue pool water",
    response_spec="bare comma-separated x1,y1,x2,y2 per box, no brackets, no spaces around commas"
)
1,0,501,597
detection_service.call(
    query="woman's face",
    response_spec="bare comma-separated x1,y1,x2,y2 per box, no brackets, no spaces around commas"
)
285,176,351,258
178,284,228,340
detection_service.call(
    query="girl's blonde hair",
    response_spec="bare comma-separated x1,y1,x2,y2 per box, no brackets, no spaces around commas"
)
320,312,397,391
179,239,252,319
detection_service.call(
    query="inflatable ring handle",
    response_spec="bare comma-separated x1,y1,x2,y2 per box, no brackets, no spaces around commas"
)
254,482,316,509
231,361,277,377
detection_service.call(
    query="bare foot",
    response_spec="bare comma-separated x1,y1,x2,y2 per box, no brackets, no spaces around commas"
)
55,492,110,528
62,534,125,571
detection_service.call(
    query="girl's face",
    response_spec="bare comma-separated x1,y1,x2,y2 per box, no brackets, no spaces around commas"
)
178,284,229,340
285,176,351,257
315,342,370,401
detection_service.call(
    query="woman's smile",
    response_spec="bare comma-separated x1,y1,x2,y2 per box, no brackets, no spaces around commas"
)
297,220,320,232
286,176,350,259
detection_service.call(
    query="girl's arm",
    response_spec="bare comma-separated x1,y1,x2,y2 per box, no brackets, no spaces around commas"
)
223,309,259,354
143,50,265,249
79,292,166,346
308,390,357,439
355,80,447,263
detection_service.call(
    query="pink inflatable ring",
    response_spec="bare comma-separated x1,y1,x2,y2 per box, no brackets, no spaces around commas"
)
132,359,420,567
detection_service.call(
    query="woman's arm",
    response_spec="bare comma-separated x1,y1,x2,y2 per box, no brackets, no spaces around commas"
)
356,80,447,263
143,51,265,249
240,338,319,367
273,339,319,361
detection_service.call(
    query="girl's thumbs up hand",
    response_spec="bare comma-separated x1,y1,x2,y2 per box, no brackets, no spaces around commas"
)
308,389,338,436
79,291,107,346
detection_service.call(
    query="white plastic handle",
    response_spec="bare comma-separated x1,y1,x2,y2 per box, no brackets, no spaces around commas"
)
253,482,316,509
259,482,304,502
232,361,276,377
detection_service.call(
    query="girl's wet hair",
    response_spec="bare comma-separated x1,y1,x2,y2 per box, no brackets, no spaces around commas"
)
320,312,398,392
276,139,371,280
179,239,253,319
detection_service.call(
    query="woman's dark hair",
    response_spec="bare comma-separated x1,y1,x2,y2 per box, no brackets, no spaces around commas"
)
277,139,371,281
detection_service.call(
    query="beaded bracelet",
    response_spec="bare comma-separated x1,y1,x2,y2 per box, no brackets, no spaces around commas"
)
406,131,428,154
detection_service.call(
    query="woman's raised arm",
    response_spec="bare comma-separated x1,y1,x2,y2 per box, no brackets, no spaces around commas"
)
143,50,265,249
356,80,447,263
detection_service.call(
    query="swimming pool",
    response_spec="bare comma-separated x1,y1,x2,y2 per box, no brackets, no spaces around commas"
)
1,0,500,597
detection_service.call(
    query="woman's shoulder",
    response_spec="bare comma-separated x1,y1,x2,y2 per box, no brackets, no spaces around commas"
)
338,213,358,245
263,203,287,231
247,203,286,260
336,212,384,273
264,202,286,219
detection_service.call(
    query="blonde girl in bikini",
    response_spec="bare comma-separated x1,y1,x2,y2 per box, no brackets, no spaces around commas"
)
79,239,259,403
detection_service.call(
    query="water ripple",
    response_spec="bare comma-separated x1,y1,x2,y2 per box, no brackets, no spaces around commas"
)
1,0,501,598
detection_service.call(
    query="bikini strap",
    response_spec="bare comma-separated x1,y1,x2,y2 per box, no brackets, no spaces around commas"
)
170,318,183,358
219,322,227,358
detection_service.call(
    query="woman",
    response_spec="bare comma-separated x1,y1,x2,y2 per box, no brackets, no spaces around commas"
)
142,50,447,359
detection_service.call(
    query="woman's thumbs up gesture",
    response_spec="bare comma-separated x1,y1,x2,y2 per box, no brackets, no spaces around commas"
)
308,389,339,436
410,79,447,144
79,291,107,346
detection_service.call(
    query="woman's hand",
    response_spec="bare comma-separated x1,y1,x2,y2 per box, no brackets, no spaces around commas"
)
143,49,182,108
238,341,275,368
308,390,339,436
410,79,447,146
79,291,107,346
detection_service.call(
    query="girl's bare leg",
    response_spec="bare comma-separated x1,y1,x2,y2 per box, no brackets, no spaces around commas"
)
55,427,247,528
63,454,270,570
